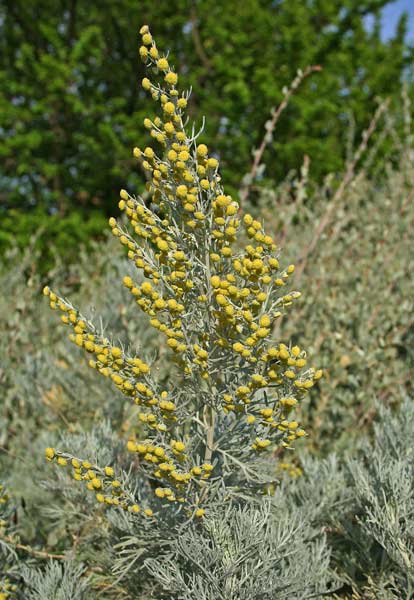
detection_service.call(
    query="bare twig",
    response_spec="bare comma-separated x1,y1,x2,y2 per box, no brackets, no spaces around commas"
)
190,5,213,71
0,533,66,560
295,98,390,283
279,154,311,246
239,65,322,206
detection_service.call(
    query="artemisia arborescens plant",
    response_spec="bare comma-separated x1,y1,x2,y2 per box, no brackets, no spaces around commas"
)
42,25,322,523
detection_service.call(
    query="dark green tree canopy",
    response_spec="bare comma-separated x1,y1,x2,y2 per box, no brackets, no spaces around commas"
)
0,0,411,263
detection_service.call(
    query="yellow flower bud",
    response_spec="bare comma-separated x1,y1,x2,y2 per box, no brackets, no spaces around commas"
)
157,58,169,70
207,157,218,169
259,315,271,327
127,440,137,452
197,144,208,157
164,101,175,115
111,346,122,358
91,477,102,489
260,408,273,418
45,447,55,460
165,71,178,85
174,441,185,452
142,33,152,45
139,46,148,59
176,184,188,198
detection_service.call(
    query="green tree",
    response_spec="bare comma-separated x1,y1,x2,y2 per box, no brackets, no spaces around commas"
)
0,0,411,265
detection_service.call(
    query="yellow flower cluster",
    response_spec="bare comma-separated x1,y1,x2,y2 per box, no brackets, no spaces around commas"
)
42,25,324,520
42,282,213,513
44,447,152,516
212,323,322,449
133,27,231,242
131,26,324,460
43,285,193,434
278,462,303,478
128,440,213,494
126,439,213,505
0,581,17,600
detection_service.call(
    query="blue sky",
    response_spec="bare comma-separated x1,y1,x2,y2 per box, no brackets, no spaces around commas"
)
381,0,414,41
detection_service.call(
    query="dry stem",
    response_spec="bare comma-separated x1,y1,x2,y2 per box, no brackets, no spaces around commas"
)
239,65,321,206
0,533,66,560
295,98,390,283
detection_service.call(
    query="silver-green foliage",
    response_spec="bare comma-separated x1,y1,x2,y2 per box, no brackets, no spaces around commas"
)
144,501,335,600
283,396,414,599
342,396,414,597
21,561,90,600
